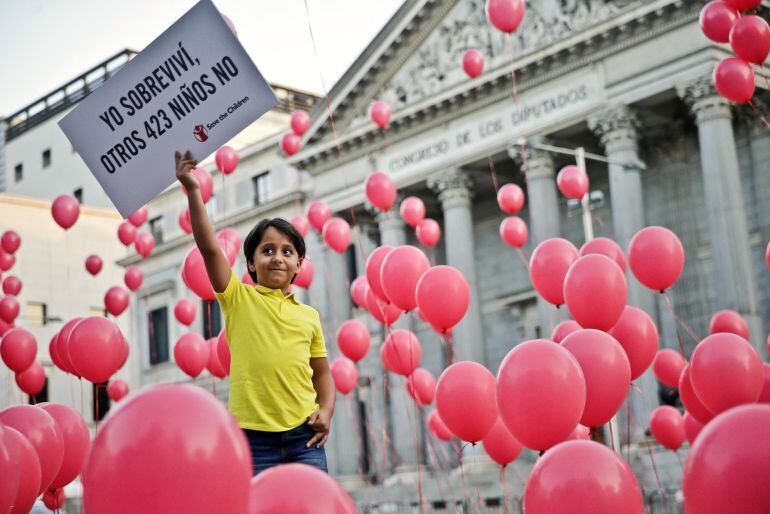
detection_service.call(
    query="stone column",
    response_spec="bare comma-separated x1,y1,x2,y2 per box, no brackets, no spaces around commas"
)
427,168,486,365
678,77,763,351
589,105,658,441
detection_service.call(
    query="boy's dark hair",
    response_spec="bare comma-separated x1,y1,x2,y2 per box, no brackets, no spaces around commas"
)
243,218,306,284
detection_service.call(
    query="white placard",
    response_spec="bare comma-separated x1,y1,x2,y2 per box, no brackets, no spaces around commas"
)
59,0,277,217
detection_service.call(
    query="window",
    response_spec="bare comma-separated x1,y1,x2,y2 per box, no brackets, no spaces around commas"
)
14,164,22,183
42,149,51,168
89,306,107,317
148,307,169,365
202,299,222,339
252,172,269,206
27,302,47,326
149,216,164,245
93,382,110,421
73,188,83,204
27,377,48,404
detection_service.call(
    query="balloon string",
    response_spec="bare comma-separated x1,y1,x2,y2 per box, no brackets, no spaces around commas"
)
645,442,672,514
80,379,85,420
404,384,426,511
509,36,520,106
514,248,529,269
748,99,770,130
456,442,483,514
499,466,509,514
626,397,631,462
487,156,500,194
608,417,616,453
424,435,449,501
661,292,693,358
343,394,366,476
95,384,101,435
674,450,684,472
441,331,456,365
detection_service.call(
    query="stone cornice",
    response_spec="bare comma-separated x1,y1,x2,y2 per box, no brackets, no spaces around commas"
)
427,168,473,206
508,140,555,180
295,0,700,174
588,104,641,152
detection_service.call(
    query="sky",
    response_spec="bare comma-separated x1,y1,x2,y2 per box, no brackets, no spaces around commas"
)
0,0,405,115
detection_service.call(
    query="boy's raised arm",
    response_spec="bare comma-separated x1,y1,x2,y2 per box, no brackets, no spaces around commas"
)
175,150,231,294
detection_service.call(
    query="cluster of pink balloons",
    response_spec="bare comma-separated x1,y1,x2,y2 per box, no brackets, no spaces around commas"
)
173,328,230,380
497,183,528,248
0,402,90,513
700,0,768,104
52,316,129,383
1,327,46,397
281,111,310,156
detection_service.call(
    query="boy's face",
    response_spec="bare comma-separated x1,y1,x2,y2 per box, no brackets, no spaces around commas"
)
248,226,301,291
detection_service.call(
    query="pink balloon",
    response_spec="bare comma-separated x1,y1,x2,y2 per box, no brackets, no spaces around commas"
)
38,402,90,490
117,221,136,246
482,418,523,466
179,208,192,234
679,364,715,425
525,441,643,514
331,358,358,395
724,0,761,11
0,318,11,338
83,384,251,513
1,275,21,296
691,332,763,415
207,337,227,379
462,49,484,78
683,404,770,514
498,339,586,450
580,237,626,272
529,238,579,307
43,488,66,511
365,288,401,326
406,368,436,406
382,329,422,376
486,0,526,34
322,217,351,254
416,218,441,248
181,167,213,203
215,145,240,175
174,332,209,378
104,285,129,317
709,309,749,339
564,254,627,330
415,265,469,333
497,183,525,214
436,361,497,443
713,56,755,104
365,171,397,212
249,463,355,514
556,165,589,200
0,405,64,494
1,327,36,372
85,254,103,276
134,231,155,259
499,216,528,248
650,405,685,451
729,14,770,65
290,111,311,136
294,258,314,289
0,426,18,514
0,295,19,323
127,205,148,227
608,305,659,381
381,245,430,312
306,200,331,233
369,100,391,128
217,329,230,375
124,265,143,291
175,298,196,326
290,215,310,238
51,194,80,230
69,316,124,382
550,320,581,343
56,318,83,377
4,426,41,513
565,424,591,442
759,363,770,404
0,252,13,272
366,245,393,303
627,226,684,292
652,349,686,388
349,276,369,309
400,196,426,228
561,330,631,427
336,320,370,362
683,412,704,445
1,231,20,254
108,379,129,402
183,246,216,300
700,0,739,43
280,133,301,156
427,410,453,441
15,361,45,396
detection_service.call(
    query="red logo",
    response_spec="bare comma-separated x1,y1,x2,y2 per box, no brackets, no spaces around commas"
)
193,124,208,142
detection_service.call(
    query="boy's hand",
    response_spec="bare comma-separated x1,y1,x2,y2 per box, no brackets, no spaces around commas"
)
175,150,199,191
307,408,331,448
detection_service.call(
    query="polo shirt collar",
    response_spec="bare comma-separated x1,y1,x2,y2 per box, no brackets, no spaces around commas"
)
254,284,299,304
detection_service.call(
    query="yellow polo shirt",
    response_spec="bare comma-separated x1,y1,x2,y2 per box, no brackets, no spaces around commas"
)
215,272,327,431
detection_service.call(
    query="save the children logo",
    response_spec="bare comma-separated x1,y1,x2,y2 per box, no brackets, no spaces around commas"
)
193,124,208,142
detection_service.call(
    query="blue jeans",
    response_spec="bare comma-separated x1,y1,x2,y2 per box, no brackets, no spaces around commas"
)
244,421,328,476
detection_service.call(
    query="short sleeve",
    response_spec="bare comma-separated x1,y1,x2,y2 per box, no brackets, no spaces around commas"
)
310,311,327,358
214,271,242,311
